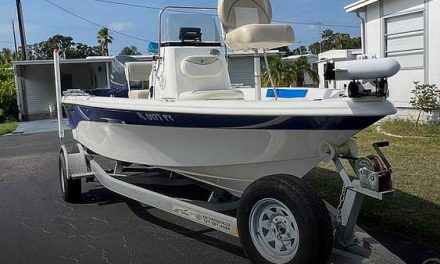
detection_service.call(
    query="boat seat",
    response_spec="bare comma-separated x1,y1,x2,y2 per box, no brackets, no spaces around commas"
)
179,89,244,101
218,0,294,51
225,24,294,51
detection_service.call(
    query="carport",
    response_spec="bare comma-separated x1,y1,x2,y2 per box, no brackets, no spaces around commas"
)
13,57,113,121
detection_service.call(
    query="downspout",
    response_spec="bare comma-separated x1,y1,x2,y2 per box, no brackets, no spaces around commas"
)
355,11,366,55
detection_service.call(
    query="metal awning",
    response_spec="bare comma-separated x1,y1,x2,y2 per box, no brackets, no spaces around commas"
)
344,0,380,13
12,57,114,66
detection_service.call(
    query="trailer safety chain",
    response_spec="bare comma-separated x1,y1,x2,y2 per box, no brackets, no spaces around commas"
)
334,184,348,236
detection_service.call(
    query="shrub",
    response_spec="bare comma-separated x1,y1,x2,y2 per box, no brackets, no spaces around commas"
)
410,82,440,127
0,66,18,123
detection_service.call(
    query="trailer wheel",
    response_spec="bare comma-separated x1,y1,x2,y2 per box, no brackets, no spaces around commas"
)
238,175,333,264
59,148,81,203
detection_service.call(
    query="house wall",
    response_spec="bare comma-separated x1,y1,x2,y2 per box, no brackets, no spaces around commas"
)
363,0,439,108
228,56,255,87
21,65,56,118
428,0,440,86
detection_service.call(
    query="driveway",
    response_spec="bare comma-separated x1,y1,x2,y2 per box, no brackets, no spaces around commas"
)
12,118,70,135
0,132,439,264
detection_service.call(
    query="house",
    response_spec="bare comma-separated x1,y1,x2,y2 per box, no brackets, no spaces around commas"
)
13,57,114,121
344,0,440,119
227,50,283,88
283,54,319,86
13,55,157,121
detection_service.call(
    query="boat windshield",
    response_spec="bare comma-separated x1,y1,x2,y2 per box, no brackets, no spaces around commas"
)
160,9,221,46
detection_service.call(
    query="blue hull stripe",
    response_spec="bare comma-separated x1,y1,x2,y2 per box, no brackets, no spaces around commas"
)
64,104,383,130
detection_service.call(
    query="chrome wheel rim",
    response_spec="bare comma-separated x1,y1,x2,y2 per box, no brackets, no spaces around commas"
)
249,198,299,264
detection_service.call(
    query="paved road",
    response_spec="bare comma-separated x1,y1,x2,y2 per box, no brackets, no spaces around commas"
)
1,131,439,264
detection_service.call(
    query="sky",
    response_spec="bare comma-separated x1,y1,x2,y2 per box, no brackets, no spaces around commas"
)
0,0,360,55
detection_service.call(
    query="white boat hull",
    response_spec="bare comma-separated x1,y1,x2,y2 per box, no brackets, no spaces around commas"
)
74,121,356,196
64,95,396,197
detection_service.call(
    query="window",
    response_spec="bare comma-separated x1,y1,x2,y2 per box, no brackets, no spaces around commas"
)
385,12,424,69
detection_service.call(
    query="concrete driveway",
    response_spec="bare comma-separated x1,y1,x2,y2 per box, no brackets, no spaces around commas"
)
12,118,70,135
0,131,247,264
0,132,439,264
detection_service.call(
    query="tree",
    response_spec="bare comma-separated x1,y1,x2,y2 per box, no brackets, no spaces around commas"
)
120,46,141,55
334,33,351,49
26,35,102,59
262,56,296,87
0,65,18,122
410,82,440,127
0,48,14,65
262,56,319,88
97,28,114,56
308,30,362,54
290,56,319,87
291,46,307,55
308,42,321,55
75,43,102,57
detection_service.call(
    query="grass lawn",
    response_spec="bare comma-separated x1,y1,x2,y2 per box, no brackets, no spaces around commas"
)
0,121,17,135
380,118,440,138
305,120,440,249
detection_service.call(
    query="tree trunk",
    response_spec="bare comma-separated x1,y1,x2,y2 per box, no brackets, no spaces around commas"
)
416,110,422,128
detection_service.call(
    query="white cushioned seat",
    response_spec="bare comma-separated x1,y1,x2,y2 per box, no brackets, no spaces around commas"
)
179,89,244,101
225,24,294,51
218,0,294,51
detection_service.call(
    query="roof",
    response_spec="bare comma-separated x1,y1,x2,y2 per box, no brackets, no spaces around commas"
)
283,54,318,60
12,57,114,66
344,0,380,13
228,50,283,58
318,49,362,61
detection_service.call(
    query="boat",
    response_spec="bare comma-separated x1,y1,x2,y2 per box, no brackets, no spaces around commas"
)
62,4,398,197
56,1,403,263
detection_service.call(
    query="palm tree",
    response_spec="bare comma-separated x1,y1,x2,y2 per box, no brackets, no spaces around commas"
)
0,48,13,65
262,56,296,87
97,28,114,56
334,33,351,49
262,56,318,87
290,56,319,87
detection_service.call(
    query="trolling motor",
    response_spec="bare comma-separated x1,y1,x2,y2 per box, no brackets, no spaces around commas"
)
323,57,401,98
347,78,389,98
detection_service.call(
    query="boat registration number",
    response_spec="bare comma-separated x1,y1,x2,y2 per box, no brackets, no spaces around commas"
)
137,113,175,122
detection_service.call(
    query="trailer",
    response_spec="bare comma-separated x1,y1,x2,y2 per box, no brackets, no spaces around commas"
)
54,50,404,264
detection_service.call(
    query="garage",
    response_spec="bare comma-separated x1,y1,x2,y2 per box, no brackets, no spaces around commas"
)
13,57,113,120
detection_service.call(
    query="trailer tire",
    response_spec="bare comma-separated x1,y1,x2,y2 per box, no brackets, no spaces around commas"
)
238,175,333,264
59,149,82,203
